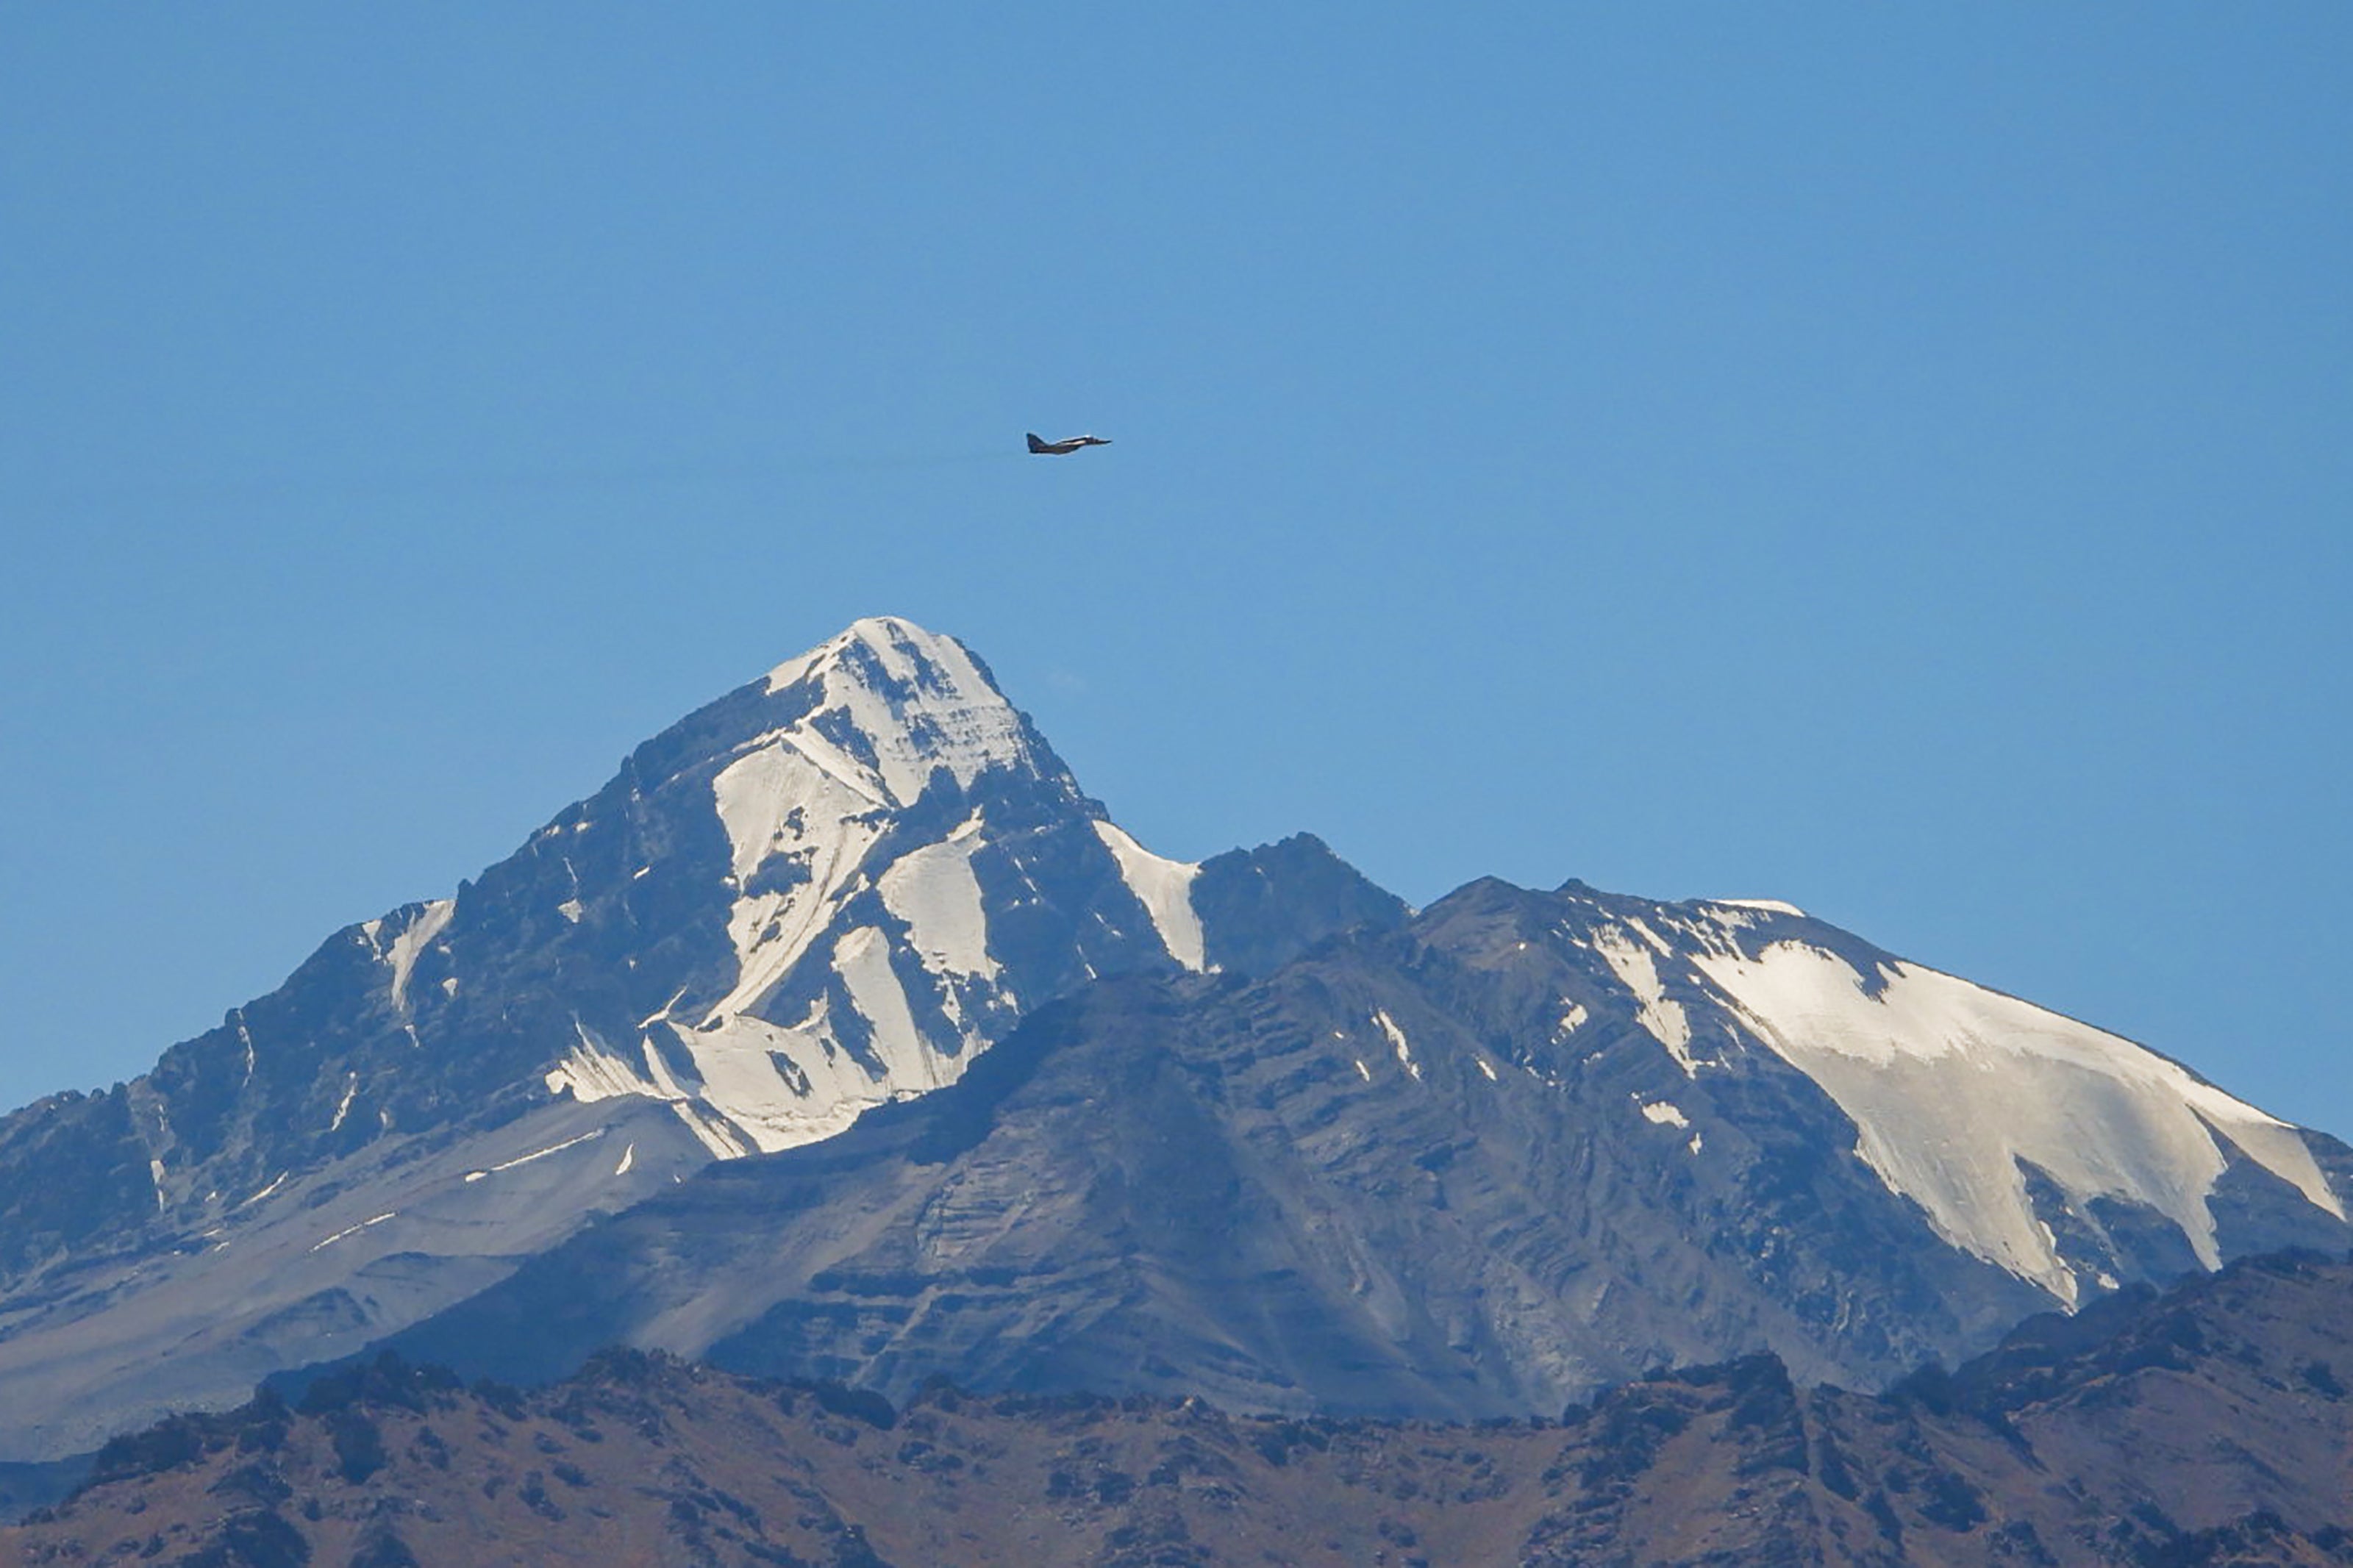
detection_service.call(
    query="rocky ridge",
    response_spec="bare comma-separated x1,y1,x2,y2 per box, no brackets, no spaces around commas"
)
7,1250,2350,1567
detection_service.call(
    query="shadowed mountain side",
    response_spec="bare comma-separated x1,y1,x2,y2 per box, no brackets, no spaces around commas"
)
13,1253,2352,1565
1191,831,1413,978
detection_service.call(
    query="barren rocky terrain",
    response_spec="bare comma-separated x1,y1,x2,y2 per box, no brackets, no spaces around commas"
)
8,1251,2348,1567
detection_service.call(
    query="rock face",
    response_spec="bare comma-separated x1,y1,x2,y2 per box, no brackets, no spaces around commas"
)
10,1253,2352,1566
0,617,1404,1460
381,877,2353,1418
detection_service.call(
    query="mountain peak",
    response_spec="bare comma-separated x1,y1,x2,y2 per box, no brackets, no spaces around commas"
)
763,614,972,695
752,616,1040,811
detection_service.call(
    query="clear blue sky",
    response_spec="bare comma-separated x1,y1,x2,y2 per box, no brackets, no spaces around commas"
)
2,7,2347,1137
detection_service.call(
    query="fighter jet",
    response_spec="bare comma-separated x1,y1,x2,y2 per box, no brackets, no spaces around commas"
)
1026,432,1113,455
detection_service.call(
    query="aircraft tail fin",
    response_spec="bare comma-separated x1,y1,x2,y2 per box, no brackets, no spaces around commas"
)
1025,432,1050,454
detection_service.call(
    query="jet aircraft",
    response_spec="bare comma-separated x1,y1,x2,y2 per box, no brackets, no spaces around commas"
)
1026,432,1113,455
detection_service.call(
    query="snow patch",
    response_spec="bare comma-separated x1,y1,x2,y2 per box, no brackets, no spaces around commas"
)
1690,939,2346,1298
639,989,688,1030
834,925,941,1087
1711,898,1807,918
1591,927,1696,1072
463,1128,606,1184
879,817,999,981
1627,918,1675,956
308,1211,397,1254
1093,821,1206,971
1372,1009,1421,1081
1639,1100,1690,1129
657,925,988,1156
544,1023,679,1105
238,1173,288,1209
759,617,1035,808
670,1100,751,1159
384,900,454,1012
327,1073,358,1133
669,1009,862,1153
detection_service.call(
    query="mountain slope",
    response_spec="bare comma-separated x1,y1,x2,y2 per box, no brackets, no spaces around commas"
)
0,617,1404,1461
12,1252,2351,1566
376,876,2353,1417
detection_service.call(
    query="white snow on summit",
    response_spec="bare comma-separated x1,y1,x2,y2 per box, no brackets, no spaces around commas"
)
757,617,1038,808
1708,898,1807,919
560,623,1029,1155
540,616,1212,1164
1685,934,2344,1302
704,617,1038,1023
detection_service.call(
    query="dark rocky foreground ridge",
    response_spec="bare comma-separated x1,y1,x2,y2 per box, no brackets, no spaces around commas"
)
7,1250,2351,1567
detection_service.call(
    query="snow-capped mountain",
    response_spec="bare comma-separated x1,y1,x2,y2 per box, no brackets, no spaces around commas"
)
1648,893,2342,1303
0,617,1403,1459
0,615,2342,1461
539,616,1213,1156
379,878,2353,1420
